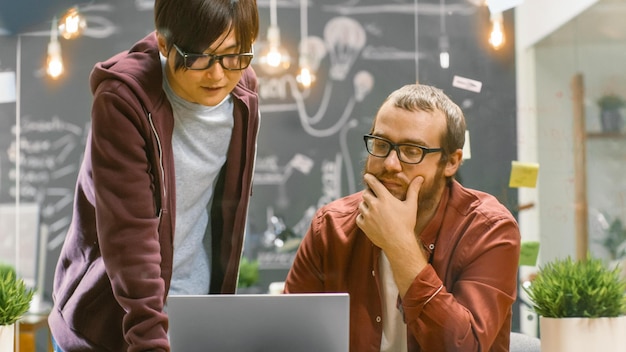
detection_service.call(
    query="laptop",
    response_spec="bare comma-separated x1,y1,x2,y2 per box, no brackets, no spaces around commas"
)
167,293,350,352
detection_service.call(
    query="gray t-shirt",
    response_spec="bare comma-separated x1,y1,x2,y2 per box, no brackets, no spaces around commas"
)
161,56,234,295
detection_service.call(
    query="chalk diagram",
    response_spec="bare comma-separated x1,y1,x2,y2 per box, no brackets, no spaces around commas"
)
252,1,479,240
253,14,375,238
6,116,88,251
251,0,435,242
3,3,130,253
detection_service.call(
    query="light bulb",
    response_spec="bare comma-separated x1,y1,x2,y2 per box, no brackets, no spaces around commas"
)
489,12,505,49
58,7,86,40
257,26,291,75
47,16,64,80
439,51,450,69
296,45,316,89
296,66,314,89
47,40,64,79
266,47,286,68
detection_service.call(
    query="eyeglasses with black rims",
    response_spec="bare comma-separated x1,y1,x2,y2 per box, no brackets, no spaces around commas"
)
173,44,254,71
363,134,443,164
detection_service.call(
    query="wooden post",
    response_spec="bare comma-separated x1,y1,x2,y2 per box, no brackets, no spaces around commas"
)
571,73,588,260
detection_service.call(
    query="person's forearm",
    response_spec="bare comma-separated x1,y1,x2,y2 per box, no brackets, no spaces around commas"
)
386,241,428,296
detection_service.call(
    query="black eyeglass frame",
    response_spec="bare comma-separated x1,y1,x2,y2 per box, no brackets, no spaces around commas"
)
363,134,443,165
172,44,254,71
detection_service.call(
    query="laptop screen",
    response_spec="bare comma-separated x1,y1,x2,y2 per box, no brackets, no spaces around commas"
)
167,293,349,352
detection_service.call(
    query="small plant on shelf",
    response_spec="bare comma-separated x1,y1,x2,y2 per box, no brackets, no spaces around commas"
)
596,94,625,132
597,94,625,111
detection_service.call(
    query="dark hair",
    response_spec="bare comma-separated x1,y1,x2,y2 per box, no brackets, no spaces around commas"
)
154,0,259,70
370,84,466,164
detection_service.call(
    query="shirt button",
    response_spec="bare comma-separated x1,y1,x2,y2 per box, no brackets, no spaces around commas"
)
429,244,435,250
371,270,375,277
376,316,382,323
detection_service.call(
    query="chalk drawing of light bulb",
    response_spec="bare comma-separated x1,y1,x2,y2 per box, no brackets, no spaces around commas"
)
324,16,366,81
353,70,374,102
299,36,327,72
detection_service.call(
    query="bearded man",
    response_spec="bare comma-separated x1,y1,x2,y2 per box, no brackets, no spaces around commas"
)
284,83,521,352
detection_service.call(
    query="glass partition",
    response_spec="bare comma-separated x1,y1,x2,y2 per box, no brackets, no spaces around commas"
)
533,0,626,265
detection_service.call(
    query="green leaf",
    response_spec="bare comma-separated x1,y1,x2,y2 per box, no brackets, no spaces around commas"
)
237,257,259,288
0,265,34,325
523,254,626,318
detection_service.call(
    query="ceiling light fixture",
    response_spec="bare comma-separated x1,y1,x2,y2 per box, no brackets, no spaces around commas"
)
46,17,64,79
439,0,449,69
488,11,505,49
296,0,315,89
58,6,87,40
257,0,291,75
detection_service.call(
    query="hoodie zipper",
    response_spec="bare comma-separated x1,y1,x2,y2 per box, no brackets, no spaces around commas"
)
147,111,166,218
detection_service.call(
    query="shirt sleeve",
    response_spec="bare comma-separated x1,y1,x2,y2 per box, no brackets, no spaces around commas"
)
283,214,326,293
400,217,520,351
92,87,169,352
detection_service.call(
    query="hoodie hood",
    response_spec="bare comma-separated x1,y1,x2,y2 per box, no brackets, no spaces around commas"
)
90,31,166,112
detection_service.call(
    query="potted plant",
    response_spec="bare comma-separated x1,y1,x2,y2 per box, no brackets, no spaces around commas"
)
523,254,626,351
597,94,625,132
0,263,35,351
237,257,261,294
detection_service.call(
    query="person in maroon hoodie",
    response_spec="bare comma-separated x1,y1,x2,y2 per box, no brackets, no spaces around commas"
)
49,0,259,351
284,84,521,352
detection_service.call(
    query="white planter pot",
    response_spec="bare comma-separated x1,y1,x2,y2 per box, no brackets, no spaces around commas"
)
0,324,15,352
540,316,626,352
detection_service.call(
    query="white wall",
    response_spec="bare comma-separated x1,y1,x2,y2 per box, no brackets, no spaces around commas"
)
516,0,598,49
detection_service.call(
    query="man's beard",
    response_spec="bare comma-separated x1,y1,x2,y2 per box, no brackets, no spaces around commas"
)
362,163,447,214
417,166,446,213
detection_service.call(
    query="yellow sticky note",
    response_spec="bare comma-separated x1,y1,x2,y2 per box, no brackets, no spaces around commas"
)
509,161,539,188
519,241,540,266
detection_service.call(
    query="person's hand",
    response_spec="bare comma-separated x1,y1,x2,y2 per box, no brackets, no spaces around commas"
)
356,173,423,253
357,174,428,295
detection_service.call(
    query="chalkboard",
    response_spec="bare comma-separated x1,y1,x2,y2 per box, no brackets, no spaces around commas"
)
0,0,517,303
245,0,518,270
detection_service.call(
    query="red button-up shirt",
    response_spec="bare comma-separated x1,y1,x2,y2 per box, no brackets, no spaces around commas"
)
284,180,521,352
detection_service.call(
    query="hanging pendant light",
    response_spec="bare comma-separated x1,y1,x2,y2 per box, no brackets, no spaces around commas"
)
58,7,87,40
257,0,291,75
46,17,64,79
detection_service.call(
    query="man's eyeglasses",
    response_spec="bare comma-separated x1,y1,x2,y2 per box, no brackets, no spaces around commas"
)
173,44,254,71
363,134,442,164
